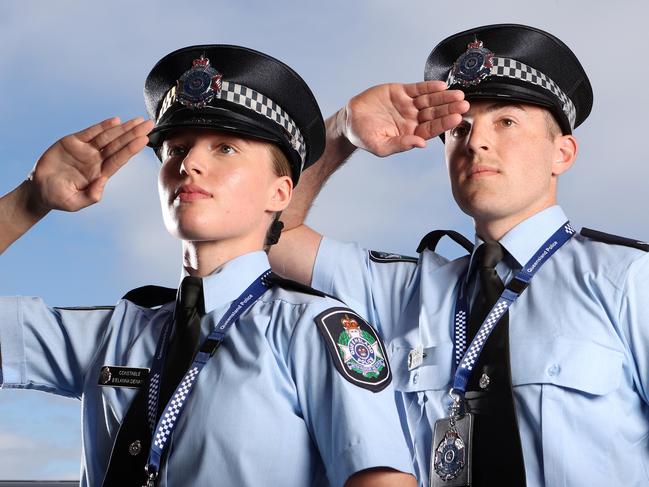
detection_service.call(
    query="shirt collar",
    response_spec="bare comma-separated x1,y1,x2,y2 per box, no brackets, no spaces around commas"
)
179,251,271,314
472,205,569,269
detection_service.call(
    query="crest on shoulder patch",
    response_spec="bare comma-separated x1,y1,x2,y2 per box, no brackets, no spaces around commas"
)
315,307,391,392
369,250,418,264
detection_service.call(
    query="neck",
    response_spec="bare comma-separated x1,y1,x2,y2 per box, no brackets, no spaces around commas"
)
474,201,556,241
182,237,264,277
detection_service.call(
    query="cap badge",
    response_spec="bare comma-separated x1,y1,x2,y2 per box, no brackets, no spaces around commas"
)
177,56,223,109
451,39,494,86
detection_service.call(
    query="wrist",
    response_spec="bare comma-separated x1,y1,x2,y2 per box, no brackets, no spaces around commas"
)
19,178,51,222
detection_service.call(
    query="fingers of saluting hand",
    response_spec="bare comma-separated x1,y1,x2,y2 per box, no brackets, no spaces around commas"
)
412,88,467,111
403,80,450,98
73,117,122,143
98,119,154,178
415,113,465,140
417,100,470,124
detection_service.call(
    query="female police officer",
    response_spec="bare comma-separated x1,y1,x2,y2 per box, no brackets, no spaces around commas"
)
0,45,415,487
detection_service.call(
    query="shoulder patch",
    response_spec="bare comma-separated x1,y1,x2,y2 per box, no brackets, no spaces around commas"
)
580,227,649,252
314,307,391,392
369,250,418,264
122,285,177,308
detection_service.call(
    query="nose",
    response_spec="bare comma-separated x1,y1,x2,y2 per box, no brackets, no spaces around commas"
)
179,146,205,176
466,120,490,155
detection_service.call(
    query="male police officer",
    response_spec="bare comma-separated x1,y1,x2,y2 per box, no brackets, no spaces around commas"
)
0,45,420,486
269,24,649,486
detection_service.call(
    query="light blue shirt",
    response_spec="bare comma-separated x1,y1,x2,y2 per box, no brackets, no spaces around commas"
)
313,206,649,487
0,251,412,486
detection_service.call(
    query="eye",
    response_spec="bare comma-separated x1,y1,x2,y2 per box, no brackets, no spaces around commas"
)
219,143,236,155
165,144,187,159
449,122,470,138
499,118,516,128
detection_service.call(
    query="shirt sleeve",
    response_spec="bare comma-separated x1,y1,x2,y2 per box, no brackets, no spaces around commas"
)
312,237,421,342
288,299,414,487
0,296,114,398
618,253,649,404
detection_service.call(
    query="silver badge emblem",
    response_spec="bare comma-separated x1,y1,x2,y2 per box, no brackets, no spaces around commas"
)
450,39,494,87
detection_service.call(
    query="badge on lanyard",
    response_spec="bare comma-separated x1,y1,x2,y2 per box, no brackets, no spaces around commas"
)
431,395,473,487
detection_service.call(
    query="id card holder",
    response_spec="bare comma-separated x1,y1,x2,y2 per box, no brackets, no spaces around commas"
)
430,412,473,487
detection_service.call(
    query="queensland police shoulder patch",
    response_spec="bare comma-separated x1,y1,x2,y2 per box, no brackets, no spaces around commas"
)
315,307,391,392
369,250,418,264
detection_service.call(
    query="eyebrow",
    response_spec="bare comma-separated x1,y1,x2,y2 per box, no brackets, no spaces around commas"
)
484,102,527,114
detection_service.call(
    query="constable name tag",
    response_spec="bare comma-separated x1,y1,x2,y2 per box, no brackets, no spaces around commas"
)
98,366,149,389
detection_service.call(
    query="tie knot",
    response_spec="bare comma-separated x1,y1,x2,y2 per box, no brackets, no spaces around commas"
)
478,241,504,270
179,276,203,311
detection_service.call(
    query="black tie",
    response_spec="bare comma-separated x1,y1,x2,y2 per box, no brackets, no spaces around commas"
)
102,278,203,486
465,242,526,486
158,276,203,417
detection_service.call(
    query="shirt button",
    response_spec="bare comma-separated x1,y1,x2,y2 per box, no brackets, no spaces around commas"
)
547,364,561,377
412,372,419,384
129,440,142,456
479,373,491,389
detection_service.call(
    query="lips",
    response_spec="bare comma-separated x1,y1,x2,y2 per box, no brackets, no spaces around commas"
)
174,183,213,202
469,165,499,178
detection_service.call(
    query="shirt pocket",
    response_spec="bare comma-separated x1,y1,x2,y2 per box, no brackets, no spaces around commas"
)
391,343,453,393
510,338,623,394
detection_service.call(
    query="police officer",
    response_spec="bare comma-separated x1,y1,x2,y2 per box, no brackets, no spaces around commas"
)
269,25,649,486
0,45,418,486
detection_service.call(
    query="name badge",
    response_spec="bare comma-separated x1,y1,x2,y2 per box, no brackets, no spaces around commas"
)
98,365,149,389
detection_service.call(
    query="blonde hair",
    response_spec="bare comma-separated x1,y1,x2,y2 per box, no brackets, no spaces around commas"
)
264,144,292,249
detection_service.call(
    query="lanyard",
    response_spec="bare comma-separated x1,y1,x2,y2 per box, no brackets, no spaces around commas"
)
144,270,273,486
451,223,575,396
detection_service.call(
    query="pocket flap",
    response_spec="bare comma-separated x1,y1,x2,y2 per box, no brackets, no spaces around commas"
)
391,343,453,393
511,338,623,395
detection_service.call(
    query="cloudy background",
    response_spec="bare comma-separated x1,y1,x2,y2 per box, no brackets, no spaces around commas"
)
0,0,647,480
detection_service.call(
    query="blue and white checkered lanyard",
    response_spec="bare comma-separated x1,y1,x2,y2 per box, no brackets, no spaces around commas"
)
449,222,576,409
143,270,273,487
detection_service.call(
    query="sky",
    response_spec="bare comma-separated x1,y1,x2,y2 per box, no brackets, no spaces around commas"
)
1,0,647,480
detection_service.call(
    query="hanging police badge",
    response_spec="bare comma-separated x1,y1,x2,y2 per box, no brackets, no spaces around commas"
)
431,408,473,486
450,39,494,87
176,56,223,108
315,307,391,392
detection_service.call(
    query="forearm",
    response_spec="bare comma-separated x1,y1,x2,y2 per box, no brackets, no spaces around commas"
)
344,468,417,487
0,179,50,254
281,108,356,230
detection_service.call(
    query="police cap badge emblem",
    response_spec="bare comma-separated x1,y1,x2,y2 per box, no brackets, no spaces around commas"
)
451,39,494,87
176,55,223,109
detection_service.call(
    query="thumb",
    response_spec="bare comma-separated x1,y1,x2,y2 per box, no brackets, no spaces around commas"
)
85,176,109,205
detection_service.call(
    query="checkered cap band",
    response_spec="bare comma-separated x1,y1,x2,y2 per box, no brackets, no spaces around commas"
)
157,82,307,167
460,299,510,371
153,366,200,450
447,56,577,129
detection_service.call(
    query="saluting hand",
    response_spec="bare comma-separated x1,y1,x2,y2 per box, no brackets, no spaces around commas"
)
28,117,154,212
341,81,468,156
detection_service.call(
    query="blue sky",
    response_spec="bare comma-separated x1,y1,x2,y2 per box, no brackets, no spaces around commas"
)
1,0,648,480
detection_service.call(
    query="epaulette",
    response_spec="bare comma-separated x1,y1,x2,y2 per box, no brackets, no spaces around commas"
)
417,229,474,254
368,250,418,264
580,227,649,252
266,272,328,298
122,285,177,308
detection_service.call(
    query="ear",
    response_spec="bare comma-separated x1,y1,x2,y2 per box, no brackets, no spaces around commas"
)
551,134,578,176
267,175,293,212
